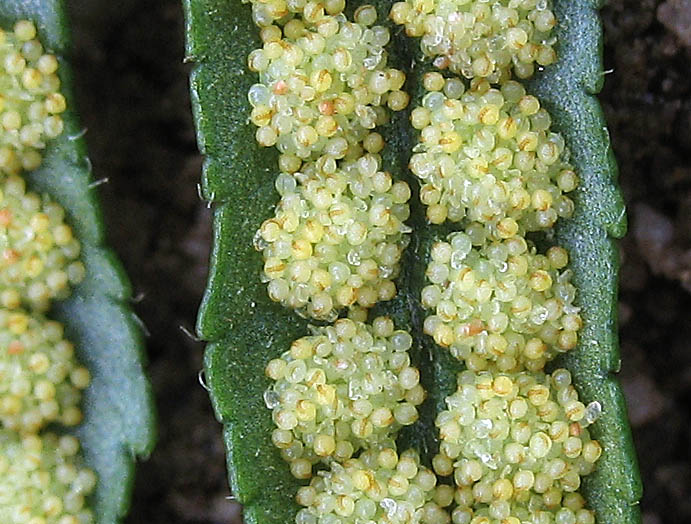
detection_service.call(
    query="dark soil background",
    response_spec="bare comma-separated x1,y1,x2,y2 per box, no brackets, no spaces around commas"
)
63,0,690,523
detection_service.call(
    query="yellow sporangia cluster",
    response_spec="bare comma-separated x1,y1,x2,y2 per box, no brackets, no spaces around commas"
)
390,0,557,83
251,6,414,320
265,317,424,478
0,431,96,524
409,77,577,229
255,156,411,320
433,369,600,524
0,20,67,176
295,448,451,524
1,175,85,312
421,231,581,372
1,20,95,524
248,7,409,168
0,308,89,433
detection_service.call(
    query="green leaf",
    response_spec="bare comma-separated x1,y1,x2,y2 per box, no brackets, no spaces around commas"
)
0,2,156,523
184,0,642,523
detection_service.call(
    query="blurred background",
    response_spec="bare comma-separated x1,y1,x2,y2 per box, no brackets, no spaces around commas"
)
66,0,690,522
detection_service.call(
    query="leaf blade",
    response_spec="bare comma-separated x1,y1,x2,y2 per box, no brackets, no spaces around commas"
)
0,2,157,522
185,0,642,522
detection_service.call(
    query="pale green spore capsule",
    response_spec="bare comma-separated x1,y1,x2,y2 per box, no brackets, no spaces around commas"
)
244,0,347,27
296,447,449,523
0,21,67,176
422,230,581,371
434,369,598,523
246,10,409,172
265,318,424,477
0,307,90,433
409,80,577,231
0,175,84,312
256,155,410,320
389,0,557,82
0,430,96,524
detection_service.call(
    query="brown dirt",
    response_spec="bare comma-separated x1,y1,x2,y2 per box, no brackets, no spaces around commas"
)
64,0,691,523
603,1,691,523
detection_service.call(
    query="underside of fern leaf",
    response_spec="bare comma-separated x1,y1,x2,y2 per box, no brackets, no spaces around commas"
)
0,1,156,522
184,0,642,522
